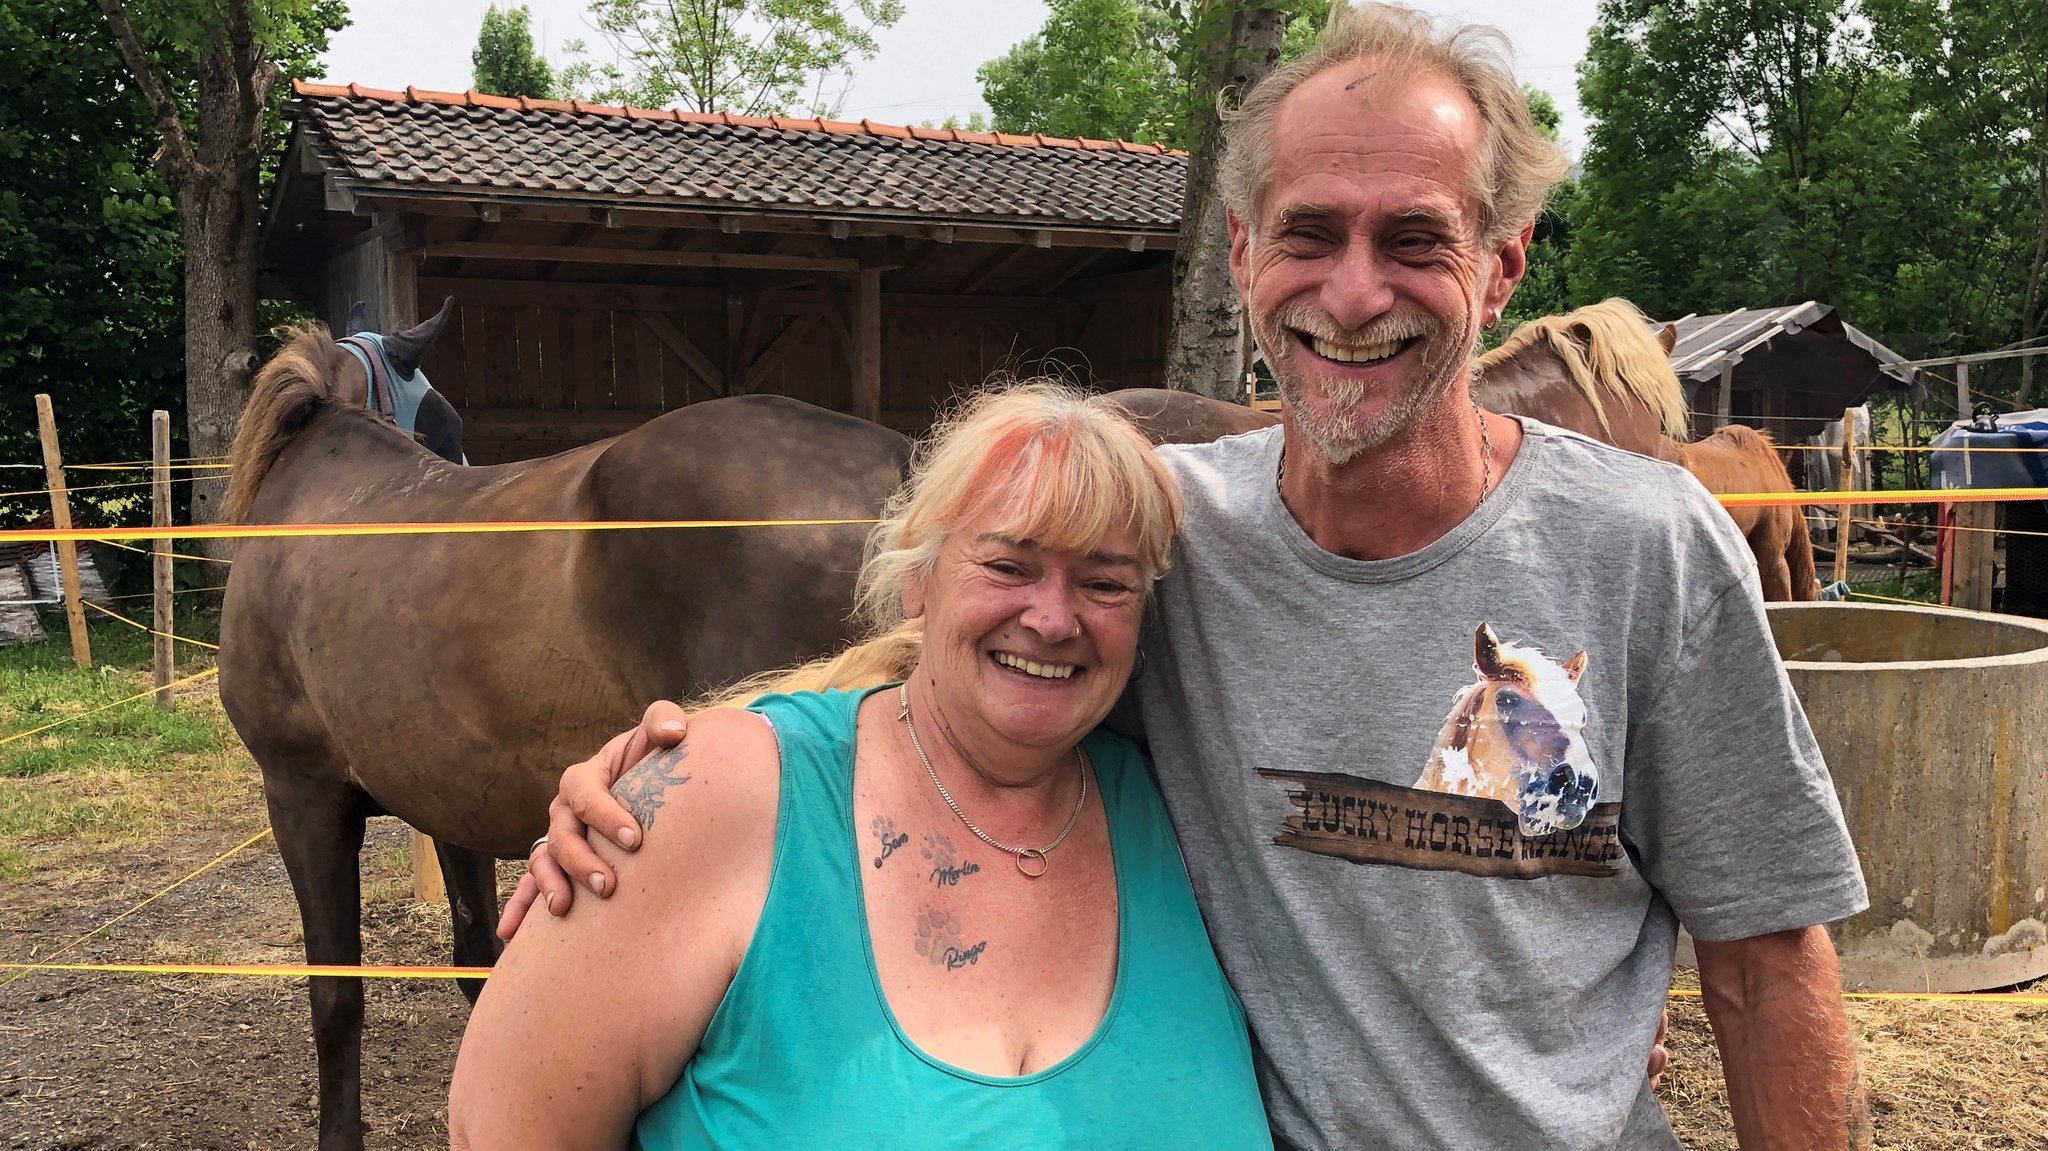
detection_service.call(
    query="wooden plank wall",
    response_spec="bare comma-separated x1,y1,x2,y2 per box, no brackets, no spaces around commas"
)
411,270,1173,463
318,233,395,335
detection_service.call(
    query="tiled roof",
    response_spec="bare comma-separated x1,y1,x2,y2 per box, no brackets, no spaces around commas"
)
290,81,1187,231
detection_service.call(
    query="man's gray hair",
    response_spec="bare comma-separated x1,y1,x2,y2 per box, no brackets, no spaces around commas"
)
1219,2,1570,245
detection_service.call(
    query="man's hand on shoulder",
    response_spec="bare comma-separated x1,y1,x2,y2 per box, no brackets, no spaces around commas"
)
495,700,693,940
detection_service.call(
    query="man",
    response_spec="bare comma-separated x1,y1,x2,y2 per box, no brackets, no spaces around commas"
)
506,5,1871,1147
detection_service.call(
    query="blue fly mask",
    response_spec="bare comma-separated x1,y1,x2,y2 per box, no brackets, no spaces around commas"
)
338,298,467,465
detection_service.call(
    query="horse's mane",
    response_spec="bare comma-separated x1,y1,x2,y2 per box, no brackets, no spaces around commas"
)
1477,299,1692,443
224,324,340,524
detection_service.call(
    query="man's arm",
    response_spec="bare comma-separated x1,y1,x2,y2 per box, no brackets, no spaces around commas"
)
1694,925,1870,1151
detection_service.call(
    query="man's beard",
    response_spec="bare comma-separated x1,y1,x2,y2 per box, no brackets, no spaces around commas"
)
1258,299,1476,466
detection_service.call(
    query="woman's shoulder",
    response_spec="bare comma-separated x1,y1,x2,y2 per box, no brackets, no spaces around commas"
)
617,706,782,871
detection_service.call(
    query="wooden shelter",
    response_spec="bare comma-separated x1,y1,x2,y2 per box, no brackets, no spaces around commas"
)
1667,302,1908,446
261,82,1186,462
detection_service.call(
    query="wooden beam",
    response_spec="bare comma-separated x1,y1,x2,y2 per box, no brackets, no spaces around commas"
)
1030,248,1103,295
961,246,1033,294
384,224,420,329
419,276,723,313
820,282,856,369
854,267,882,423
743,314,822,392
425,240,859,273
639,313,726,396
885,240,953,291
351,193,1178,249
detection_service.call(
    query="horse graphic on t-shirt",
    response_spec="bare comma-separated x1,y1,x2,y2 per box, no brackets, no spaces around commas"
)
1413,623,1599,837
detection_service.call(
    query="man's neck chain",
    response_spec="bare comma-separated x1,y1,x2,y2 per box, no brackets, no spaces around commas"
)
1276,399,1495,517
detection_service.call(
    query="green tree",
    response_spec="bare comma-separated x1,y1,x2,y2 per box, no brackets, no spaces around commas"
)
473,3,555,99
1496,86,1574,340
94,0,347,531
0,0,183,481
561,0,904,116
1570,1,1914,324
976,0,1329,149
978,0,1181,145
1864,0,2048,401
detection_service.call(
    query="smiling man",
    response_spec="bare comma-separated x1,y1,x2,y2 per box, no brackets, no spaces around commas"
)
515,5,1871,1148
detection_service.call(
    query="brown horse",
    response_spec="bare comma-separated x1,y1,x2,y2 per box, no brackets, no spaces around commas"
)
218,321,910,1151
1671,424,1818,601
1476,299,1817,600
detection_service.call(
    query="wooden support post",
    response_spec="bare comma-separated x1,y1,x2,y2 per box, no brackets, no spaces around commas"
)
151,411,173,709
1956,361,1971,422
854,267,882,423
1833,407,1856,587
412,830,445,904
34,394,90,669
1716,360,1733,428
1951,502,1997,612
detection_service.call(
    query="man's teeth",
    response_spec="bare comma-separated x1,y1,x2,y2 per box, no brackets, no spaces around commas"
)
1311,335,1404,364
994,653,1076,680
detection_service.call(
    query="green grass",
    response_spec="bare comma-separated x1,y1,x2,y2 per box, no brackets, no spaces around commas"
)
1847,569,1943,604
0,609,252,884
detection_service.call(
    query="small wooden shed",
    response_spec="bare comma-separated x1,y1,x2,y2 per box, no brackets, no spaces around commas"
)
261,82,1186,462
1667,302,1908,447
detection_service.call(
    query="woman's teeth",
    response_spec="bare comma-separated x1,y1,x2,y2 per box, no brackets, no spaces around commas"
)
1310,335,1405,364
993,652,1076,679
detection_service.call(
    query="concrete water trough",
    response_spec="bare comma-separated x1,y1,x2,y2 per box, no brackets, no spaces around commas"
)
1768,601,2048,991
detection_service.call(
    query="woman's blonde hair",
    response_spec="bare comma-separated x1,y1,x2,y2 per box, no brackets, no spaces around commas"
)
701,380,1183,708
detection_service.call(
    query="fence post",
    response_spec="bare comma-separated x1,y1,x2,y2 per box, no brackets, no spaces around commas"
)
1956,361,1971,422
1833,407,1857,587
413,831,446,904
33,394,91,669
1951,501,1998,612
152,411,173,709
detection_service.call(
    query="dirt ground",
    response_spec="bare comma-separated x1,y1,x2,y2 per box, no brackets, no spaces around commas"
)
3,776,2046,1150
0,817,496,1151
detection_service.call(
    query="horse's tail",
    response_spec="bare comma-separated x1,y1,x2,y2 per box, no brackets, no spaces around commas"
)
224,324,338,524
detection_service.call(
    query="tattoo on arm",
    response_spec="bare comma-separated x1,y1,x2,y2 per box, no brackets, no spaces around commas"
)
611,746,692,832
920,831,981,887
871,815,909,868
913,907,987,972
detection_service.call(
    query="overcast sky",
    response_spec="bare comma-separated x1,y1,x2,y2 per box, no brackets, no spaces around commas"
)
316,1,1604,153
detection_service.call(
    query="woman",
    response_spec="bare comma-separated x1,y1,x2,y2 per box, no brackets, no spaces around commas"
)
449,383,1275,1150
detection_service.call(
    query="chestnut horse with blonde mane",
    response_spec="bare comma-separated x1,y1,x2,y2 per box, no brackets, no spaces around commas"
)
1474,299,1817,601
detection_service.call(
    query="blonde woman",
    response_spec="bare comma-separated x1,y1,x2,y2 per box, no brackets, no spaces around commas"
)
449,384,1273,1150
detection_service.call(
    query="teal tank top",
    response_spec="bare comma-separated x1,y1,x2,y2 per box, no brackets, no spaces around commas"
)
633,687,1274,1150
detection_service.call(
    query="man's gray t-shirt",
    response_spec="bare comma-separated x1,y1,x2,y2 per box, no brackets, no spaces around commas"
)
1137,421,1868,1151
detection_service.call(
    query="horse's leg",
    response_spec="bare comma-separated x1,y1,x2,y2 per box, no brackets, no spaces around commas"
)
1752,517,1795,602
262,763,373,1151
433,838,502,1005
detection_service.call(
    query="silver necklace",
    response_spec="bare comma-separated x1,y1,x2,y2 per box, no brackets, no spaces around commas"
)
1276,399,1494,515
897,684,1087,878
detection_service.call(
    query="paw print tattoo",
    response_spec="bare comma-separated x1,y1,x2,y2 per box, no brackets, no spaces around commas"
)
871,815,910,869
913,906,987,971
921,831,981,887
